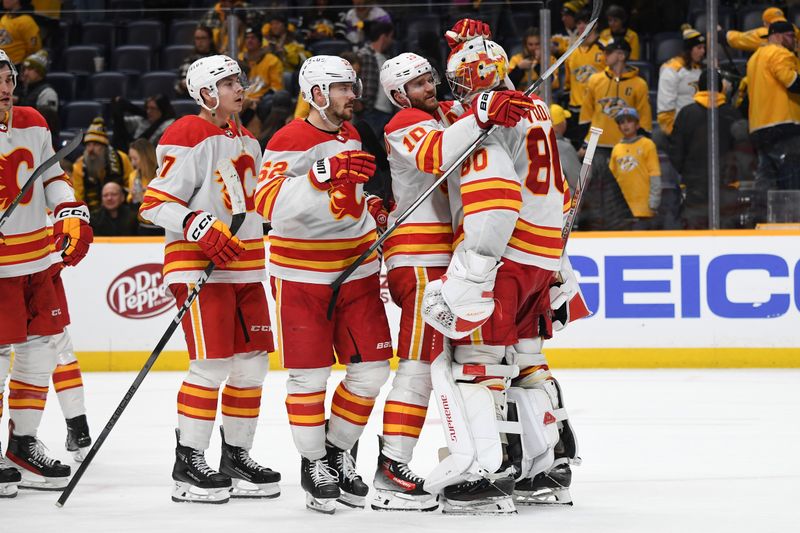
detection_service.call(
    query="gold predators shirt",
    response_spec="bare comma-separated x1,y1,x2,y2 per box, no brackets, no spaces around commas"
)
746,43,800,134
564,41,605,109
609,136,660,218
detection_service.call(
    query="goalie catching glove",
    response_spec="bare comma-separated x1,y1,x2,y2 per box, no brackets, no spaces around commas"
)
309,150,376,190
53,201,93,266
445,18,492,48
473,90,536,129
421,249,501,339
183,211,244,268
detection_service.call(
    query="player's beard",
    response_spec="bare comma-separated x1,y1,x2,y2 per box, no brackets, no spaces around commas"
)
409,90,438,114
330,100,354,123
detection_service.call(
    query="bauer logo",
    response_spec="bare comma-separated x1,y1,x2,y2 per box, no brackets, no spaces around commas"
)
107,264,174,319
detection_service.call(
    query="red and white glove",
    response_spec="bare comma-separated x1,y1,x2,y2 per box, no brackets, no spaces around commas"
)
473,90,536,129
309,150,376,190
366,196,394,231
53,201,93,267
550,253,579,331
183,211,244,268
445,18,492,48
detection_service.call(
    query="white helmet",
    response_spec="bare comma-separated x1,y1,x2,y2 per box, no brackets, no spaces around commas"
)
446,36,511,102
380,52,440,108
299,55,362,119
0,50,17,87
186,55,243,112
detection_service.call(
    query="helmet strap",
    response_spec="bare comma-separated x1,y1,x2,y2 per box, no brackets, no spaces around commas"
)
309,88,343,129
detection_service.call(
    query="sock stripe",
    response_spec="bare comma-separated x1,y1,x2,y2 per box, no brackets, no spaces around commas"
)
53,363,84,392
330,383,375,426
9,380,48,410
383,400,427,438
286,391,326,427
178,382,218,421
221,385,262,418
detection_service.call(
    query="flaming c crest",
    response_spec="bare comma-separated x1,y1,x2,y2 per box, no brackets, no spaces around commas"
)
328,183,365,221
0,148,35,211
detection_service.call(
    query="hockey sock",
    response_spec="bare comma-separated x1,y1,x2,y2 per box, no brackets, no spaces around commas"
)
177,381,219,450
8,380,48,436
52,362,86,419
9,335,57,436
220,384,262,449
327,382,376,451
382,400,427,464
285,390,327,460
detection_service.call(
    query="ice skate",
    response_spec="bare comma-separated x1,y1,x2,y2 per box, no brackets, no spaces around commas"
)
65,415,92,463
441,476,517,515
218,426,280,499
301,456,340,514
0,442,21,498
372,448,438,512
6,430,71,491
171,429,231,504
514,463,573,505
326,442,369,509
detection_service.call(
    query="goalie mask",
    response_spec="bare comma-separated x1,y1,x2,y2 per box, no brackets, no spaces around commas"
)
446,36,512,102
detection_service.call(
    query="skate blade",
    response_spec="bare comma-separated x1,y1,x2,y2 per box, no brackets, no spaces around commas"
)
17,470,69,491
172,481,230,504
513,487,573,506
70,447,90,463
306,493,337,514
442,496,517,515
0,482,20,498
337,490,367,509
371,489,439,512
229,478,280,499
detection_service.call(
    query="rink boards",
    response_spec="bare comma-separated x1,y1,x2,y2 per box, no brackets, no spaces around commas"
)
62,230,800,370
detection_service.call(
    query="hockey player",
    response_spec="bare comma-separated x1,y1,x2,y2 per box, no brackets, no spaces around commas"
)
420,32,582,513
0,49,93,493
373,52,536,512
139,55,280,504
254,55,392,514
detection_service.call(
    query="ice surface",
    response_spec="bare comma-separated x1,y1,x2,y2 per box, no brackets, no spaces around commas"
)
3,369,799,532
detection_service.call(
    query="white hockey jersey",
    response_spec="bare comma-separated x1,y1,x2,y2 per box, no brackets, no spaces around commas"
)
139,115,265,285
0,107,74,278
254,119,377,284
382,101,481,270
453,95,570,271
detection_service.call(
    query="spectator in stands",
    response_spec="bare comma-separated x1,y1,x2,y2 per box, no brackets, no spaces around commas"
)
608,107,661,230
357,20,394,137
126,138,163,235
16,48,57,137
175,26,217,98
724,6,800,53
578,38,651,230
264,13,308,73
344,0,391,46
0,0,40,66
552,0,586,56
652,129,682,230
110,94,176,152
240,26,283,130
669,70,742,229
564,8,604,148
657,25,705,135
72,118,133,213
746,20,800,221
199,0,266,54
90,181,139,237
550,103,581,190
599,4,640,60
508,27,560,94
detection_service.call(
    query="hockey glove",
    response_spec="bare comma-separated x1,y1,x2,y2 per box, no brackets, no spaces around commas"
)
309,150,376,190
550,253,579,331
366,196,393,231
473,90,535,129
183,211,244,268
53,201,93,267
422,249,500,339
445,18,492,48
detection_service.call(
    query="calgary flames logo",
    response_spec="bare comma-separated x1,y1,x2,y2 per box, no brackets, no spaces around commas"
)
328,183,365,220
0,148,35,211
215,154,256,211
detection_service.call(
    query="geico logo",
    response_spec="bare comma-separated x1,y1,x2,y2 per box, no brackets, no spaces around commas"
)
250,325,271,332
571,253,800,319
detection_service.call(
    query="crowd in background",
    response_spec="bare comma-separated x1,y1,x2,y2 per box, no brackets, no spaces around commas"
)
1,0,799,235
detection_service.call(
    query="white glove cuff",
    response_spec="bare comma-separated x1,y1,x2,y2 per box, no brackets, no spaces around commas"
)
184,211,216,242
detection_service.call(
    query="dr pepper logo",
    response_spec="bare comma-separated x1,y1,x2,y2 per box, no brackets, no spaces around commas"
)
107,264,174,319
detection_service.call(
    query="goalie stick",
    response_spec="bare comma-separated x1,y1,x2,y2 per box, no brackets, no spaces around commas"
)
0,132,82,236
56,159,248,508
562,126,602,247
326,0,604,319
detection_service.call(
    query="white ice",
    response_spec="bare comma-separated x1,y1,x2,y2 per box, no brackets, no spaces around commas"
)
3,369,799,532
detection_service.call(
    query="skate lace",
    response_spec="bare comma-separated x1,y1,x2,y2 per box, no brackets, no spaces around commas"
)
336,451,361,482
396,462,425,484
236,448,263,472
190,450,215,476
29,439,60,468
311,459,339,484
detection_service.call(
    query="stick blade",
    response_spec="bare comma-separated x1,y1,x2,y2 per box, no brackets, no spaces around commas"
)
216,159,247,216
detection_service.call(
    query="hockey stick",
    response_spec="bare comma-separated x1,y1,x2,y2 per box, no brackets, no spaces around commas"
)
326,0,604,318
0,132,82,237
56,160,248,508
562,126,602,247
